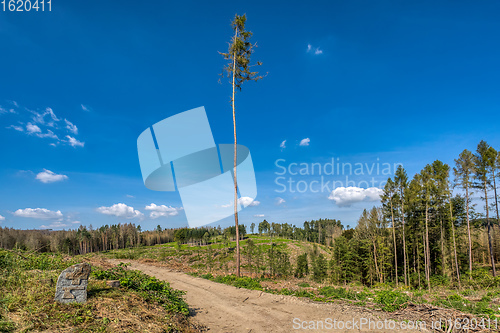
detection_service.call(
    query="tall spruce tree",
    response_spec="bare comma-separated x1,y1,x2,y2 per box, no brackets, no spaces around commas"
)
220,14,264,276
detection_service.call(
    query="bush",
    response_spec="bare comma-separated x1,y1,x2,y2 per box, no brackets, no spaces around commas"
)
430,275,450,288
0,251,14,278
318,286,370,301
374,290,409,312
214,275,263,290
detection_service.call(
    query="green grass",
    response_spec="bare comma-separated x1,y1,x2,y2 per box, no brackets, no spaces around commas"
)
0,250,196,332
197,273,263,290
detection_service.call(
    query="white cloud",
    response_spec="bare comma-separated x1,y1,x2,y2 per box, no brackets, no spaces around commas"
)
64,119,78,134
254,214,265,218
0,215,5,221
276,197,286,205
299,138,310,146
0,106,16,114
13,208,63,219
97,203,143,219
145,203,183,219
71,221,81,224
6,102,83,147
126,194,135,198
238,197,260,207
220,197,261,208
81,104,90,112
7,125,24,132
36,169,68,183
328,187,383,207
307,44,323,55
25,122,58,140
280,140,286,149
66,135,84,148
36,130,58,140
26,122,41,134
32,107,59,125
40,221,70,229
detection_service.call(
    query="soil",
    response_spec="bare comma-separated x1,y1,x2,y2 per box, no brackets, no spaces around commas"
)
107,259,437,332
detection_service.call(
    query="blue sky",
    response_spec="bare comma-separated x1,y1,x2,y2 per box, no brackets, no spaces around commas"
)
1,0,499,230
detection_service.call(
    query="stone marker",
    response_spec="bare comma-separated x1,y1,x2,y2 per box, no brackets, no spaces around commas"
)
106,280,120,288
54,263,91,304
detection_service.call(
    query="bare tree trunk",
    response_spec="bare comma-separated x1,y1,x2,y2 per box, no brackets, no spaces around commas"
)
416,238,421,289
494,169,500,222
318,222,322,244
450,195,461,289
401,202,408,286
485,186,496,277
440,219,445,276
493,172,500,265
390,198,398,287
232,28,240,277
425,203,431,290
373,240,381,283
465,186,473,278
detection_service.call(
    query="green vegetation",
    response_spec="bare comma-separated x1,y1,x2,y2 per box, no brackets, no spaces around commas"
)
0,250,197,332
92,263,189,315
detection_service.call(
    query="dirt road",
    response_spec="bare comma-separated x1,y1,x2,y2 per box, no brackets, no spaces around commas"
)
109,260,429,333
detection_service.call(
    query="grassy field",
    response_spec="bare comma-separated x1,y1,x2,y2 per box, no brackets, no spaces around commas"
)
102,235,500,320
0,250,201,333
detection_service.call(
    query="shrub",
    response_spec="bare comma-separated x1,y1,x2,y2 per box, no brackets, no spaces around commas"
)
214,275,263,290
374,290,409,312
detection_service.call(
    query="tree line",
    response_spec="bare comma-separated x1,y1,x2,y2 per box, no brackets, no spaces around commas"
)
332,140,500,288
0,224,175,254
